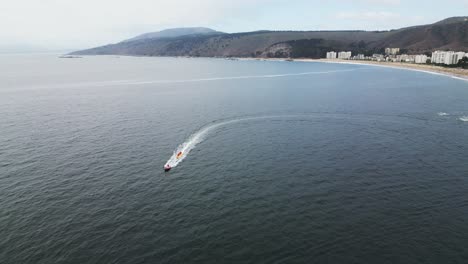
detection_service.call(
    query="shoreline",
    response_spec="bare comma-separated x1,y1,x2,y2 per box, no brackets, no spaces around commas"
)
77,54,468,82
241,57,468,82
313,59,468,82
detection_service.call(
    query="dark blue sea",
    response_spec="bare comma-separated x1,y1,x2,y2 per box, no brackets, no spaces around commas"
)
1,54,468,264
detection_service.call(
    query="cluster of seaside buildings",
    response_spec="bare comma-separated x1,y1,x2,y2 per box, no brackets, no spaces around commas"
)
326,48,467,65
431,51,466,65
326,51,352,60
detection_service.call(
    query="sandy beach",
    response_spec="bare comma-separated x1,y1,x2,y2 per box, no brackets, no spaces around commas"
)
240,57,468,81
298,59,468,81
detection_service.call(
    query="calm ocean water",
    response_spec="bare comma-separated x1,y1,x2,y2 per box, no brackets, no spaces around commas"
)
1,54,468,264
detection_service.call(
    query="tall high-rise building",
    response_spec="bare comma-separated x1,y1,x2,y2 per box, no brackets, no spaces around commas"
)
326,51,337,59
432,51,466,65
415,55,428,64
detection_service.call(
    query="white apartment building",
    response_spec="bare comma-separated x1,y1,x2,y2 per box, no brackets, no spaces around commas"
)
385,48,400,55
431,51,447,64
414,55,428,64
338,51,352,60
372,54,385,61
432,51,466,65
395,54,415,63
355,54,365,60
326,51,337,59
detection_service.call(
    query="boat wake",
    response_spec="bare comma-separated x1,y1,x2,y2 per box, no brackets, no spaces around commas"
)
164,115,305,170
164,112,467,171
8,68,363,92
121,69,360,86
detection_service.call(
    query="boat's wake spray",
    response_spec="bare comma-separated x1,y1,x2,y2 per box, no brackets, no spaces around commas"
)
163,111,468,171
163,115,307,171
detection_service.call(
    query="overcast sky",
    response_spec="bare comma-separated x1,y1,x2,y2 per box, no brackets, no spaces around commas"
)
1,0,467,51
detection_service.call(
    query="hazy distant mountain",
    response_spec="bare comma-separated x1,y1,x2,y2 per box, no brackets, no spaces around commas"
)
72,17,468,58
122,27,224,42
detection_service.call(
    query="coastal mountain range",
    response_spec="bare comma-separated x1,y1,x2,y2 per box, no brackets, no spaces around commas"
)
72,17,468,58
121,27,223,43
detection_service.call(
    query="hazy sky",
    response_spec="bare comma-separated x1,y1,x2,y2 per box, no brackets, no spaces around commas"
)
1,0,467,51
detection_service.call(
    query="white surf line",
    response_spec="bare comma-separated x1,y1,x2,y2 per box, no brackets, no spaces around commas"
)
436,112,468,121
306,60,468,82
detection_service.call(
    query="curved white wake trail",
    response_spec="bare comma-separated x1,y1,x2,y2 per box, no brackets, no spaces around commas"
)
10,69,361,92
165,111,465,170
100,69,361,87
164,115,303,169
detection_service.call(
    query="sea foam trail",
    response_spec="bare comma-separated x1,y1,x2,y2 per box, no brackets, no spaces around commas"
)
103,69,361,87
164,112,460,170
6,69,361,92
164,115,304,169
